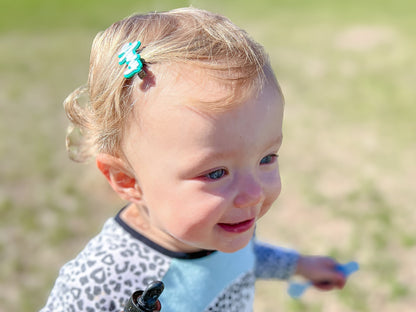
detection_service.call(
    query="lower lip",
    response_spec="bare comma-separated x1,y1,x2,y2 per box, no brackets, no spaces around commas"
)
218,218,255,234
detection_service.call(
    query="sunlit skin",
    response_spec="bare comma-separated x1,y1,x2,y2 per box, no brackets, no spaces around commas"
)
96,64,347,290
121,65,283,253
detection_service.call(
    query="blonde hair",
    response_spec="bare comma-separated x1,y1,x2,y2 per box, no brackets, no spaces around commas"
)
64,7,279,162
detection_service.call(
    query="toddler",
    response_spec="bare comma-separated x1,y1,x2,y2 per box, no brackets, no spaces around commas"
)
41,7,347,312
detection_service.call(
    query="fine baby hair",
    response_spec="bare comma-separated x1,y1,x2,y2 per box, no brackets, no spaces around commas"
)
64,7,280,163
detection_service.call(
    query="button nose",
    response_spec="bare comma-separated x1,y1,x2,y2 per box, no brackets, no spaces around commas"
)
233,175,264,208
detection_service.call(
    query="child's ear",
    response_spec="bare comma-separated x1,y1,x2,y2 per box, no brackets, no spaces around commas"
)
96,153,142,202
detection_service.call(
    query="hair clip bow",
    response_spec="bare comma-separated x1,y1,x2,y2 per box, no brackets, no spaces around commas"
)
118,41,145,79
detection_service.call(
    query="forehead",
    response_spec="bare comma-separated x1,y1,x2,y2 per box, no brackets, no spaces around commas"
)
135,63,278,115
134,63,281,132
122,64,284,168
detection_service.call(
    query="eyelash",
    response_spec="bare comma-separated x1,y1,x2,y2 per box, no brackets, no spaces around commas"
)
205,168,228,180
260,153,278,165
203,154,278,180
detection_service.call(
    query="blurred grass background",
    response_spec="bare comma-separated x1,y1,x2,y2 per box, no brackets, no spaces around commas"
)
1,0,415,311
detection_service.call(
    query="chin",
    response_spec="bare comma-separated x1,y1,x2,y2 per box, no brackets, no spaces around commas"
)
216,236,252,253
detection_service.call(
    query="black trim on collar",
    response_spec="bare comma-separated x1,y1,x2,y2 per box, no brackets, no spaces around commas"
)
114,205,216,260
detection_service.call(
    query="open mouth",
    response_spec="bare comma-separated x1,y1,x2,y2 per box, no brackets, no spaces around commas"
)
218,218,255,233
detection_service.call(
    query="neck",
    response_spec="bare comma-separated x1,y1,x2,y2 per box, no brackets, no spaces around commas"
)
120,203,204,253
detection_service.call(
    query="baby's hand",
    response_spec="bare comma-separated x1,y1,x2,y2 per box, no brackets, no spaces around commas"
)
295,255,346,290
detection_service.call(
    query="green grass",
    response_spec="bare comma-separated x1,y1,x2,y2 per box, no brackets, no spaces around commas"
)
1,1,415,311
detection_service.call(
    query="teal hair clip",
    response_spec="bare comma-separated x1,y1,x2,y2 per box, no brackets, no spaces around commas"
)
287,261,359,299
118,41,145,79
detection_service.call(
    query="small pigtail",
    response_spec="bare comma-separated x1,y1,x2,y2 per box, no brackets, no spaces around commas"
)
64,85,95,162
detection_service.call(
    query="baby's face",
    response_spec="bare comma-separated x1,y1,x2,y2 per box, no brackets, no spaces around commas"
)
123,65,284,253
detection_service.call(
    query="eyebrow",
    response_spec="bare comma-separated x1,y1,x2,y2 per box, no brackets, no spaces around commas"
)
271,134,283,147
180,134,283,178
260,134,283,152
202,134,283,162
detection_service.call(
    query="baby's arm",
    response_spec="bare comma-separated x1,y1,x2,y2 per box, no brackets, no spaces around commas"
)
254,240,346,291
253,240,299,280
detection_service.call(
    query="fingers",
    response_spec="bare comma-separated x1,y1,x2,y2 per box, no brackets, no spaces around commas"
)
313,273,346,291
304,256,347,290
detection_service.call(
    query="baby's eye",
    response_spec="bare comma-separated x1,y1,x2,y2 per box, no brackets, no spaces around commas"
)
205,168,227,180
260,154,278,165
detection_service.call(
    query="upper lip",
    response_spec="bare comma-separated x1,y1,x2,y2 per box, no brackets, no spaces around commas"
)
219,207,259,225
219,217,255,225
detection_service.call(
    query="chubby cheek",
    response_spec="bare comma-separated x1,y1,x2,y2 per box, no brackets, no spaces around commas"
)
259,174,282,219
158,192,226,242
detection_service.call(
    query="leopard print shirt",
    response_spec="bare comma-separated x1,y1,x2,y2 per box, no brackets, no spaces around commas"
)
40,210,298,312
